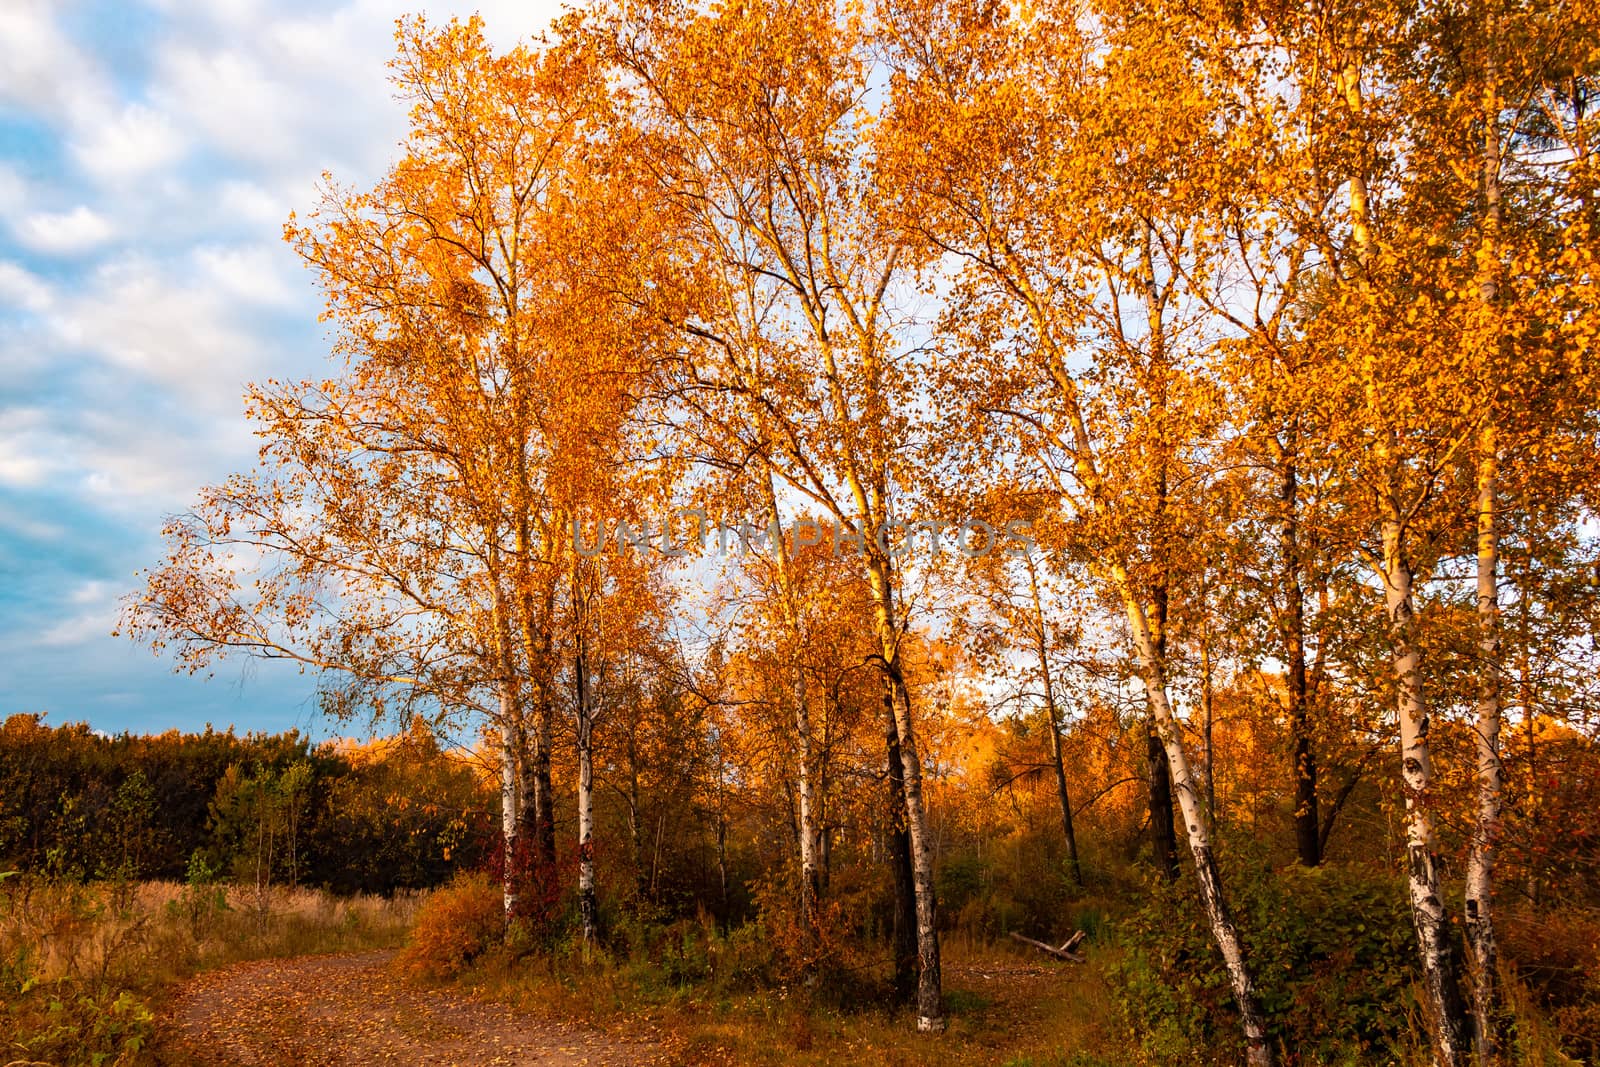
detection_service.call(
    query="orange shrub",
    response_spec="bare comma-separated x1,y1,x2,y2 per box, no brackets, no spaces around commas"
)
396,871,503,979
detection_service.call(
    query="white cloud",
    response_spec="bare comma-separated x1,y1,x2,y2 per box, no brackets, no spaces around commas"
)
13,205,116,255
0,397,249,513
0,260,55,314
0,166,27,212
217,179,291,228
69,102,188,184
77,424,233,509
0,1,107,121
0,406,56,488
193,243,301,309
154,48,300,168
35,579,121,648
68,578,117,606
48,253,271,411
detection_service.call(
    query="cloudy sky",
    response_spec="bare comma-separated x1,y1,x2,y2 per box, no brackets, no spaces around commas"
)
0,0,561,736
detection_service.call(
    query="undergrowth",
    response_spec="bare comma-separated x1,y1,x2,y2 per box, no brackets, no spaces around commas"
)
0,868,417,1066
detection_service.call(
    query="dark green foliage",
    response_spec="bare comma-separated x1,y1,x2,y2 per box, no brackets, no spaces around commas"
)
935,842,1082,942
1110,859,1418,1066
308,739,484,894
0,713,490,895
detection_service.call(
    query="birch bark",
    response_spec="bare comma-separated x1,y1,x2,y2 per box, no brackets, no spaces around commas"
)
1465,63,1507,1062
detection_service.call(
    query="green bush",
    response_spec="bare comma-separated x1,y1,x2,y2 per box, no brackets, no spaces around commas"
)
938,844,1080,944
1109,861,1418,1066
22,987,155,1067
2,932,154,1067
165,851,229,940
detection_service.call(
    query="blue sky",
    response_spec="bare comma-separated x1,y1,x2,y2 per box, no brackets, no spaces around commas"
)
0,0,560,738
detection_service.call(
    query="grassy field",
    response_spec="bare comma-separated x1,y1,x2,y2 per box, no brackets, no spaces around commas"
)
0,874,418,1066
459,937,1125,1067
5,872,1588,1066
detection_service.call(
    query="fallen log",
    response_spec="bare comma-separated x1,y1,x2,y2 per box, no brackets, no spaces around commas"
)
1008,929,1086,962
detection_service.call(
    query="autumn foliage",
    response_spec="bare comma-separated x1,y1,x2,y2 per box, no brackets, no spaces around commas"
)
397,869,505,979
98,2,1600,1065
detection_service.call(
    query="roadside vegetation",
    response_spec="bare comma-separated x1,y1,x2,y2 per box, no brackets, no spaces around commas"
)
0,874,415,1066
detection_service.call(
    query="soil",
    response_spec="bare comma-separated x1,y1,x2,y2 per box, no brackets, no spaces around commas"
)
163,949,664,1066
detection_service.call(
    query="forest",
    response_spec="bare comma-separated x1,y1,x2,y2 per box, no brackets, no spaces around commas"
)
5,0,1600,1063
0,715,487,894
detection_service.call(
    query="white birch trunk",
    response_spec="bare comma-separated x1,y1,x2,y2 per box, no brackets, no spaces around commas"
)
1340,55,1473,1062
795,667,819,928
1466,433,1504,1067
577,719,596,944
1381,521,1471,1066
864,559,944,1032
1465,66,1506,1061
576,653,598,948
762,472,821,939
1114,567,1273,1067
499,687,520,921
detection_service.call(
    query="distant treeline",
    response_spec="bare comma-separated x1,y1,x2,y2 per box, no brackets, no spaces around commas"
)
0,714,491,894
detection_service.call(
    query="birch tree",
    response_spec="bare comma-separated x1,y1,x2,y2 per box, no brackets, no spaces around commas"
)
882,1,1275,1059
597,0,949,1028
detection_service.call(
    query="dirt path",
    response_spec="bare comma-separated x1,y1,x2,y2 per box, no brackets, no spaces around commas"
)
165,950,664,1066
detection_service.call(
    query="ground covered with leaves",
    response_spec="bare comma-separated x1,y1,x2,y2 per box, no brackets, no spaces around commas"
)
162,949,664,1065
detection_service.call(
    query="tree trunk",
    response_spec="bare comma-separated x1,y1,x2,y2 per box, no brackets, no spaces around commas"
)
795,664,821,947
517,700,552,874
1465,67,1506,1062
1517,555,1537,905
1147,721,1178,880
886,669,944,1031
713,739,730,929
491,588,525,923
499,686,520,922
1026,554,1082,886
1466,434,1503,1066
1282,456,1321,867
1117,569,1274,1067
1199,608,1218,828
576,652,598,948
716,809,729,924
1382,522,1473,1066
884,693,919,1010
1146,583,1179,882
762,474,821,951
1049,717,1083,888
864,554,944,1032
1340,55,1472,1063
627,722,647,900
515,724,542,905
534,707,556,871
518,567,559,874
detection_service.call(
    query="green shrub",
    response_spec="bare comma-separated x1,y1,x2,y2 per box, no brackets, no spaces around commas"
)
1109,861,1418,1066
165,851,229,939
397,870,504,979
24,987,155,1067
2,926,154,1067
712,918,774,988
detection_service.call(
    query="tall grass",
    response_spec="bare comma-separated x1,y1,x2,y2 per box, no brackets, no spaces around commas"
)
0,873,419,1066
407,895,1121,1067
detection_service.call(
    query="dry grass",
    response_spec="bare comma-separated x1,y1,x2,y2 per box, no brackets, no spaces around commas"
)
0,874,420,1066
8,880,411,976
458,937,1125,1067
